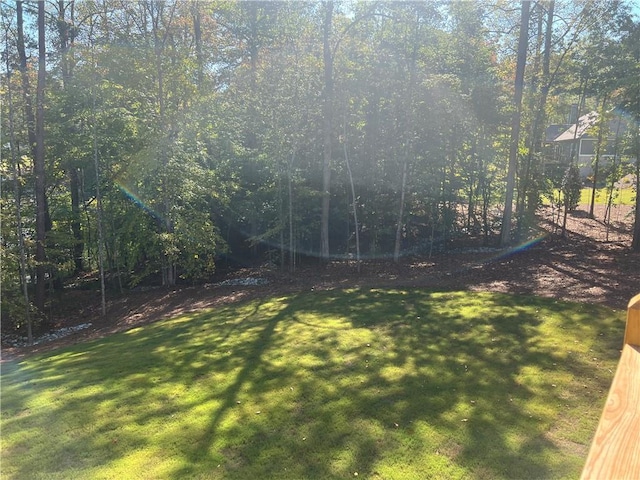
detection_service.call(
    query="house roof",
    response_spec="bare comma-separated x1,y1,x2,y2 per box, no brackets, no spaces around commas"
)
545,124,570,143
554,111,599,142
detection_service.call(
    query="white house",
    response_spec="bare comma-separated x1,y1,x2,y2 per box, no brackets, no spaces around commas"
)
545,110,631,180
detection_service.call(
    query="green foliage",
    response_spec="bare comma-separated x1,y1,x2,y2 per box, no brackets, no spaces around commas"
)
2,0,637,299
562,164,582,212
1,290,624,479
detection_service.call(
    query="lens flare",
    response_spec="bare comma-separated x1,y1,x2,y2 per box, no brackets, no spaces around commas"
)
116,181,164,223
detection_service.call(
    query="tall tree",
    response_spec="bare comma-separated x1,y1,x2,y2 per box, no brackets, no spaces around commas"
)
16,0,49,316
320,0,334,262
4,23,33,343
56,0,85,273
393,6,420,263
501,0,530,247
620,20,640,251
516,0,554,234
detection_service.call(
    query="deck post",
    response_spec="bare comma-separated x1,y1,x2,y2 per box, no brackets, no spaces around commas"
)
581,293,640,480
624,293,640,347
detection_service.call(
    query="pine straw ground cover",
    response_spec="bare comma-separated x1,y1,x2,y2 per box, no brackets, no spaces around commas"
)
0,290,625,479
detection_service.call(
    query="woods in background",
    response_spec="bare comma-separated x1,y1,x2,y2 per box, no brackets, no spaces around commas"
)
1,1,639,331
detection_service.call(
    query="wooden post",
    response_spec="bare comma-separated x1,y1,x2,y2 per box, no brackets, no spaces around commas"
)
581,294,640,479
624,293,640,347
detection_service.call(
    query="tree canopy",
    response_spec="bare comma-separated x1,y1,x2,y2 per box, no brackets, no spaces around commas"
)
1,0,639,332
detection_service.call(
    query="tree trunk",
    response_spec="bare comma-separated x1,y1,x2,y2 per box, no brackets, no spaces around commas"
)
631,34,640,252
288,148,296,272
93,78,107,317
632,153,640,251
394,160,408,262
320,1,334,263
561,78,588,237
58,0,84,273
246,1,259,150
467,138,478,231
33,0,48,317
604,119,623,241
150,0,177,286
192,1,204,88
343,110,361,272
16,1,45,314
516,1,544,234
5,41,33,344
500,0,531,247
589,95,608,219
394,24,418,261
517,0,555,237
70,169,84,273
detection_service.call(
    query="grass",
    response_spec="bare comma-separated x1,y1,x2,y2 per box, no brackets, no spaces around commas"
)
579,187,635,206
0,290,625,479
543,187,635,207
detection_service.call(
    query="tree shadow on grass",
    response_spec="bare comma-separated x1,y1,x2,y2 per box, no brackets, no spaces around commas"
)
1,289,624,479
167,290,620,479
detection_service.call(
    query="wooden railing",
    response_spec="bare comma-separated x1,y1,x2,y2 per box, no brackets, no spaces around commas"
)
581,293,640,480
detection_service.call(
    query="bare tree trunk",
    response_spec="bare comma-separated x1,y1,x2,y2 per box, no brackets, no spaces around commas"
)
149,1,177,286
604,120,623,242
561,200,569,236
467,138,478,232
632,42,640,252
517,0,555,238
192,1,204,88
87,18,107,316
394,20,419,261
57,0,83,274
394,161,408,262
562,79,587,237
500,0,531,247
35,0,48,317
16,1,47,317
288,148,296,272
321,0,334,263
343,110,360,272
516,1,544,235
93,81,107,317
631,157,640,252
632,152,640,251
589,95,608,219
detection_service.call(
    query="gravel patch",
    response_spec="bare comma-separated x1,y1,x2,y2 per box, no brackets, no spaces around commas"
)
2,323,93,348
214,277,269,287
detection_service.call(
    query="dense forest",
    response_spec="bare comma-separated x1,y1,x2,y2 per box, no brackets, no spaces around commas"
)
1,0,639,335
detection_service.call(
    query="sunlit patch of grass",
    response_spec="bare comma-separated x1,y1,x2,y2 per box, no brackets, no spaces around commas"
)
580,187,635,206
1,290,624,479
542,187,635,206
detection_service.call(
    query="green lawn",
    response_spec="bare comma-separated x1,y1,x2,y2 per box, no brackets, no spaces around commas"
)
543,187,635,207
579,187,635,206
0,290,625,479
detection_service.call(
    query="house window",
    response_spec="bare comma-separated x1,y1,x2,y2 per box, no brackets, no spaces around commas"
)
580,139,596,156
